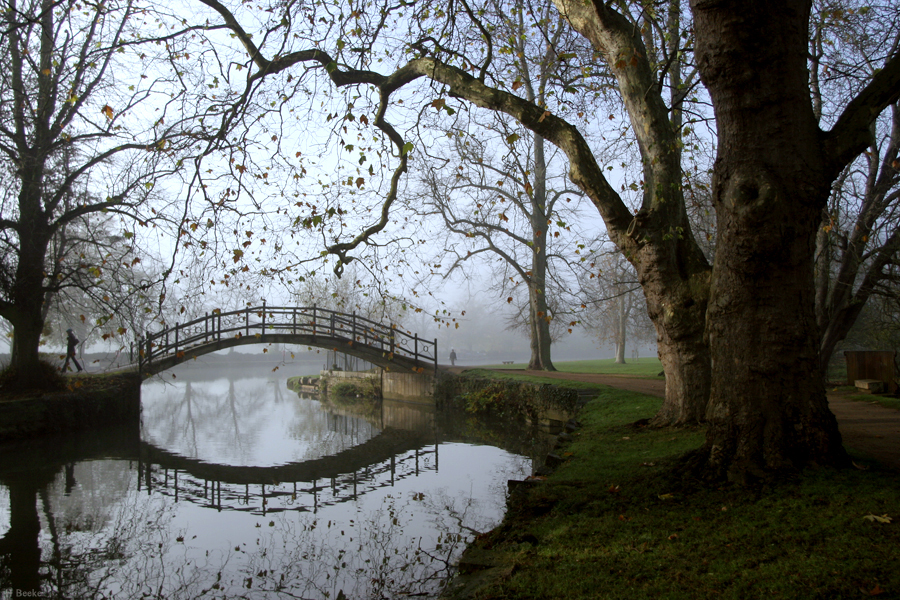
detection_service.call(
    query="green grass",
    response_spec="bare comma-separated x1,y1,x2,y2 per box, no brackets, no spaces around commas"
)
453,387,900,600
458,368,611,390
847,393,900,412
480,357,664,378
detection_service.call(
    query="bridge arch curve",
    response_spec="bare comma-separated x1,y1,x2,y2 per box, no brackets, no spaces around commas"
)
139,304,437,376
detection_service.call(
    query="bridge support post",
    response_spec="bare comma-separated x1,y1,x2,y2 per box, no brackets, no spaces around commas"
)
174,322,179,357
245,307,249,337
261,300,266,341
205,312,208,342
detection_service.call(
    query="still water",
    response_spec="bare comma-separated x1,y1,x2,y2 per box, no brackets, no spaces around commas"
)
0,365,550,599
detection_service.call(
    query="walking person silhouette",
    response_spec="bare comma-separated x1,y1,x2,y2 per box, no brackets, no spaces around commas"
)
63,328,83,373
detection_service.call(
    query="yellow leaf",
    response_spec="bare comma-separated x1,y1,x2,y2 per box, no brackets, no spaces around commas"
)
101,104,114,120
863,514,892,524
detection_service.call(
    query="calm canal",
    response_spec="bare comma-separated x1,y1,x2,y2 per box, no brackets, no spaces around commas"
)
0,362,552,599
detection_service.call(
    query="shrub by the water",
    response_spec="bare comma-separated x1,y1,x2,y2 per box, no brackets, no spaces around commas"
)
329,381,363,399
0,359,68,395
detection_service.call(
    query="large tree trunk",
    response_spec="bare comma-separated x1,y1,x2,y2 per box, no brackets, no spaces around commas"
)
6,176,52,388
644,274,711,426
692,0,846,479
551,0,712,425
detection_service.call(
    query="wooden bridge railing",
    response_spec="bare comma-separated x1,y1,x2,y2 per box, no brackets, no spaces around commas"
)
138,302,437,373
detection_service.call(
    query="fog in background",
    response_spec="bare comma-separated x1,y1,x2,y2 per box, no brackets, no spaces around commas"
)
0,293,659,371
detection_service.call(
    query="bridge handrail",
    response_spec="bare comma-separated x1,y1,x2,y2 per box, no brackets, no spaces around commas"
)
138,303,437,372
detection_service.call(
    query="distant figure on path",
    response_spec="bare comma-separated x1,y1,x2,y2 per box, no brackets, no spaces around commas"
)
450,348,457,366
63,328,83,373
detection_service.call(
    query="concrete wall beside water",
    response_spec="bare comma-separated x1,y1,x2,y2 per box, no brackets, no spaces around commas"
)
383,372,434,402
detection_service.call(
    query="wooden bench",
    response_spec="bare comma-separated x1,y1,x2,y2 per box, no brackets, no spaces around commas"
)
502,361,514,365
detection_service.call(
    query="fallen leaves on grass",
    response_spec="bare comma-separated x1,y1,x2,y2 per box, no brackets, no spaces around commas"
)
860,584,885,596
862,514,892,524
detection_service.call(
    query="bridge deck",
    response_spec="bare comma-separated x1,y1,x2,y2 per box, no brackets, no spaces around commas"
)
138,304,437,376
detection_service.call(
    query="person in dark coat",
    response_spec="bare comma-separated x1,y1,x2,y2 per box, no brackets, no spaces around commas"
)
449,348,457,366
63,329,83,373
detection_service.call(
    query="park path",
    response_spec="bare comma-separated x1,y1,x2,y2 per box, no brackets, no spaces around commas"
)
485,368,900,471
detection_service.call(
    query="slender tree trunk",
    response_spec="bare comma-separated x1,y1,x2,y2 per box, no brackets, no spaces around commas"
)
692,0,846,479
527,135,555,371
613,294,626,364
527,284,555,371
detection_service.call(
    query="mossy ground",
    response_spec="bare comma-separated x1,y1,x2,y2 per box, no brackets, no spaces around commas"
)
454,386,900,600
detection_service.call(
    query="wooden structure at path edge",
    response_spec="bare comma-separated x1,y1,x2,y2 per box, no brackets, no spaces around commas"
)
137,303,437,377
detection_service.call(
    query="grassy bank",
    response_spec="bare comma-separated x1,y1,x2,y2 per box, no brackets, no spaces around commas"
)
449,386,900,599
483,357,664,378
838,386,900,412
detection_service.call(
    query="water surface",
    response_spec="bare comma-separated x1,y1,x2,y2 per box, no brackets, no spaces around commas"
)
0,366,549,599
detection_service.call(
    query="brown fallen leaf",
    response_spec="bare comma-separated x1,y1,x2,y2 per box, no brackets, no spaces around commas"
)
861,584,885,596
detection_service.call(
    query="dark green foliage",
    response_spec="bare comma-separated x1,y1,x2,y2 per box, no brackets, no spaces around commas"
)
0,359,67,395
329,380,365,399
434,372,581,420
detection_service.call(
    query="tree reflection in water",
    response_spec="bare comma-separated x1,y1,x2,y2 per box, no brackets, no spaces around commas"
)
0,371,545,599
3,465,492,599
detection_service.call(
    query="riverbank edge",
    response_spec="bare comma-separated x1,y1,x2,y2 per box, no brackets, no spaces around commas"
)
0,373,141,442
438,376,900,600
434,370,591,599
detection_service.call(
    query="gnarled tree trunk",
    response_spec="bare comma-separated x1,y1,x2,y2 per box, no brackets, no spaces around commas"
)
692,0,849,479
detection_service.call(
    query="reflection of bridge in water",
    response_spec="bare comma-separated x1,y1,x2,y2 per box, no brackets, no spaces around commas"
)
136,304,438,376
139,435,439,515
138,397,441,514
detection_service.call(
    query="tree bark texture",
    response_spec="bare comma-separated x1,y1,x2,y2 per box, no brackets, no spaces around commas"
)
692,0,846,478
552,0,712,424
8,165,53,383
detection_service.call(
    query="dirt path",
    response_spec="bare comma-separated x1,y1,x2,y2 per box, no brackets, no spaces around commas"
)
485,369,900,471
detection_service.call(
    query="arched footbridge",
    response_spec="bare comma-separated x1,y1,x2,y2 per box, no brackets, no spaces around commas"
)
138,303,437,376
